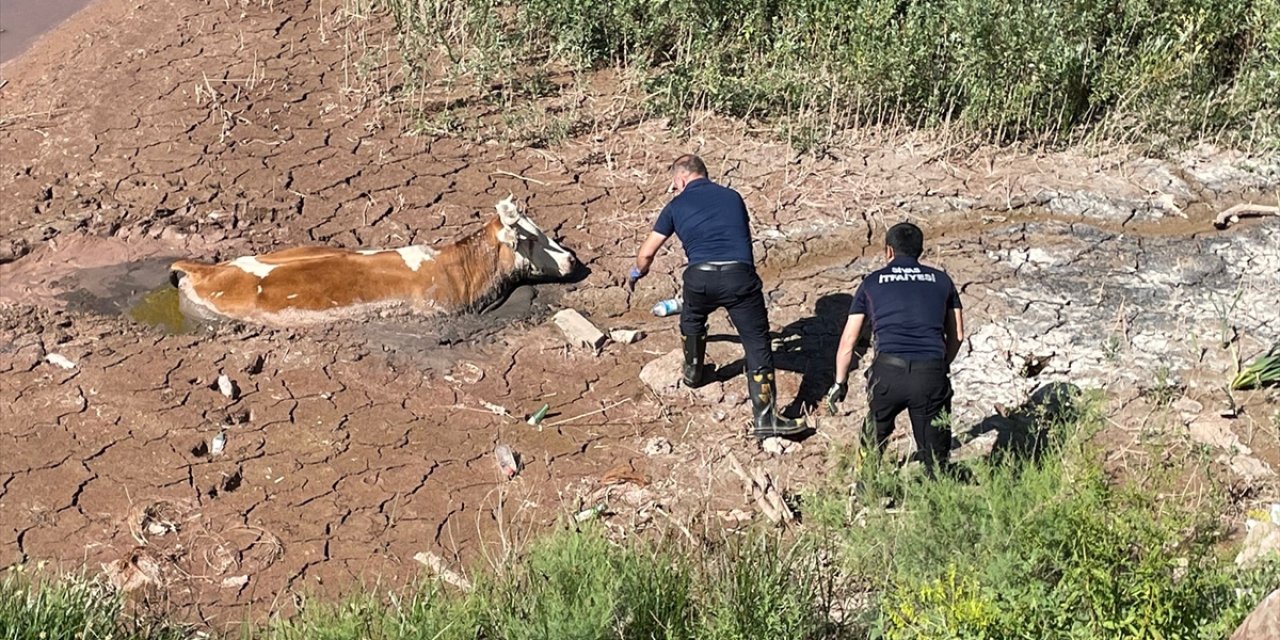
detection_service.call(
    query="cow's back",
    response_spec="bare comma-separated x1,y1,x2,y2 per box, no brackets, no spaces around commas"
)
172,247,446,325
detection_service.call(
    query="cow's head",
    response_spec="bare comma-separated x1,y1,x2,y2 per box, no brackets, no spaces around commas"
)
495,196,578,278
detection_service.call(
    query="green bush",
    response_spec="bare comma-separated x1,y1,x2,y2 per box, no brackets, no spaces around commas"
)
379,0,1280,148
811,395,1280,639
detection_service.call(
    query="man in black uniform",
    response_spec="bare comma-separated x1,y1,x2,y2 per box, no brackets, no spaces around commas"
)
629,154,807,440
825,222,965,476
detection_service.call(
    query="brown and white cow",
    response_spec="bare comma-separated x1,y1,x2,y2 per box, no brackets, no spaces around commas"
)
170,196,578,326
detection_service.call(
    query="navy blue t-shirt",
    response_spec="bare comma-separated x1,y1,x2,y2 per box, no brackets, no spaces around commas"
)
653,178,754,265
850,256,962,360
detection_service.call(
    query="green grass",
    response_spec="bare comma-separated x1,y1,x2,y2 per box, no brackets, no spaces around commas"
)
806,393,1280,638
5,393,1279,639
377,0,1280,150
0,565,190,639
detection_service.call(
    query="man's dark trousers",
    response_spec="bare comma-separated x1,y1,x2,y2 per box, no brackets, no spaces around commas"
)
680,264,773,372
865,355,953,470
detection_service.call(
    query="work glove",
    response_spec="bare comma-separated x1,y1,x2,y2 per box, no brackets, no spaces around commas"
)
824,382,848,415
626,266,645,291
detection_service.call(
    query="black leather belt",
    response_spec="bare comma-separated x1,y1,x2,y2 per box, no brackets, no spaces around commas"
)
874,353,947,371
690,261,753,272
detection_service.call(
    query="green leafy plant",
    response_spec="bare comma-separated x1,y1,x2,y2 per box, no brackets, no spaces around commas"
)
1231,342,1280,390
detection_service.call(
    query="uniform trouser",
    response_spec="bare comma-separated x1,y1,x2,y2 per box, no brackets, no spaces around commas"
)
680,267,774,373
865,356,953,469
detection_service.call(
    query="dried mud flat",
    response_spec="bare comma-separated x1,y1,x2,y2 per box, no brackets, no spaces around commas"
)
2,0,1279,630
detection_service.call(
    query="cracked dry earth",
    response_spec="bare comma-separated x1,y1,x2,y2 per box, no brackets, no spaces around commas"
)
2,0,1280,630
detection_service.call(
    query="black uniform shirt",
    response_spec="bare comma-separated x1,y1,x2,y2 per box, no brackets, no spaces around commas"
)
849,256,962,361
654,178,755,265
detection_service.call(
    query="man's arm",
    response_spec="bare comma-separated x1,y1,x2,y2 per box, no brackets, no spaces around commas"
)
944,307,964,365
634,231,668,276
835,313,866,384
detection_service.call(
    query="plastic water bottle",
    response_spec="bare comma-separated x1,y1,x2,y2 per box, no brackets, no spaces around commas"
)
652,299,682,317
495,444,521,479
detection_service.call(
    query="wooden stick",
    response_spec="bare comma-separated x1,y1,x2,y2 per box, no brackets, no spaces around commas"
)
725,453,794,524
545,398,632,427
490,170,549,186
1214,203,1279,230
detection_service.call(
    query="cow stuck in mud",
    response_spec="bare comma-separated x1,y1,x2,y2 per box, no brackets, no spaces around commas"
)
170,197,578,326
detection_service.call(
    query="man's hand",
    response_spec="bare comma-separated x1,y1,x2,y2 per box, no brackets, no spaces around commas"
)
626,266,646,291
824,382,848,415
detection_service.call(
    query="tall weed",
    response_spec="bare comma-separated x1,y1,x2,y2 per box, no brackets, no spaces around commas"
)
378,0,1280,148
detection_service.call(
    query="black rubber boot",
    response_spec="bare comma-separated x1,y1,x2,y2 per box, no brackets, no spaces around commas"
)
682,333,707,387
748,369,809,440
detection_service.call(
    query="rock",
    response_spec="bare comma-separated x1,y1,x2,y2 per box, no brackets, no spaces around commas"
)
639,350,684,396
413,552,473,591
216,374,239,400
762,437,801,455
444,361,484,385
45,353,76,369
7,343,44,372
1236,519,1280,568
553,309,607,351
221,575,249,589
1172,396,1203,421
1225,455,1276,481
643,437,673,456
1232,589,1280,640
954,431,999,462
1189,416,1249,454
609,329,643,344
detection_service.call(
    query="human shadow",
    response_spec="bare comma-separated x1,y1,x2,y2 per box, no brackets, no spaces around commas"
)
696,294,861,414
769,293,865,417
960,382,1084,465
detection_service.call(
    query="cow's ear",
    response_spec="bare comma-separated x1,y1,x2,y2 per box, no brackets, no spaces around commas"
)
497,195,521,227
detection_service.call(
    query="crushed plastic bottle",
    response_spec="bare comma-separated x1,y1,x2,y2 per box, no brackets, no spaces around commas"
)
495,444,521,479
651,299,682,317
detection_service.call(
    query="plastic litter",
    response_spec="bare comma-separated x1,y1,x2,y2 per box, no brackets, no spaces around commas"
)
651,299,682,317
210,430,227,457
574,503,607,522
495,444,521,479
527,403,550,427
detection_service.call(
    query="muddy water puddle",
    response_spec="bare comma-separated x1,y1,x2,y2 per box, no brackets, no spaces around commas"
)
0,0,94,64
127,285,198,334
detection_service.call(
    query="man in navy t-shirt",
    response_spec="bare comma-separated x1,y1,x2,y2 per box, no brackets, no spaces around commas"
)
825,222,965,476
628,154,807,440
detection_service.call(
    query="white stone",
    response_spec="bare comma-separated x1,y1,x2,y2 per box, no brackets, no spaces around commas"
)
216,374,238,400
45,353,76,369
1237,520,1280,568
609,329,643,344
762,437,801,455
